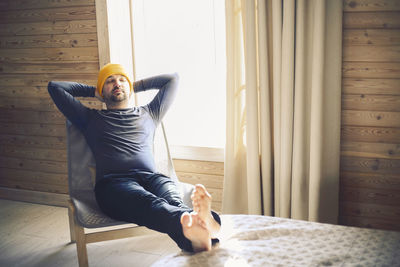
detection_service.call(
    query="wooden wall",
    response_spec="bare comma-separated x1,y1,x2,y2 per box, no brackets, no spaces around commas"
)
0,0,101,206
174,159,224,212
340,0,400,231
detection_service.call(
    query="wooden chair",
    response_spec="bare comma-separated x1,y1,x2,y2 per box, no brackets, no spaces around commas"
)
66,120,194,267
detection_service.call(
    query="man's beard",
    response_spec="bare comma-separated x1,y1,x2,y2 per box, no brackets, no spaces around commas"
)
110,92,127,102
106,89,128,103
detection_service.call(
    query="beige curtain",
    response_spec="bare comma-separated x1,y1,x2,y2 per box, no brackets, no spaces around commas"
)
222,0,342,224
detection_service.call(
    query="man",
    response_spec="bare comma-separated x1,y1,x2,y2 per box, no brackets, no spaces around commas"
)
48,63,221,252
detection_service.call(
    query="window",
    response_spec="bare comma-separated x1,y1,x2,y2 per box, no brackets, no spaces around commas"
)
131,0,226,161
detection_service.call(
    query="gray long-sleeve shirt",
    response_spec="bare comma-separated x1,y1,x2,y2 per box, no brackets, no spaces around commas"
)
48,74,179,182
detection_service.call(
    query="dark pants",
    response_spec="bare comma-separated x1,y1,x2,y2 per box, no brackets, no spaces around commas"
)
94,170,220,252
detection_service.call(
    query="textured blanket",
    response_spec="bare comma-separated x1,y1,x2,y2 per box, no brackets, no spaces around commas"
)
152,214,400,267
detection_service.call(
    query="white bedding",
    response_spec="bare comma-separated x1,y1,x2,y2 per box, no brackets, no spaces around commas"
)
152,215,400,267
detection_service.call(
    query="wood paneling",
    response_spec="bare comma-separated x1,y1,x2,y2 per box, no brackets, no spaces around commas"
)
0,19,97,36
343,29,400,46
0,33,98,49
0,62,99,74
0,145,67,161
340,171,400,190
340,0,400,231
342,78,400,95
341,186,400,206
0,156,67,174
0,168,67,185
176,172,224,189
344,0,400,12
341,110,400,127
342,94,400,111
0,122,66,136
342,62,400,78
0,86,50,98
343,11,400,29
173,159,224,176
174,160,224,212
343,45,400,61
0,0,95,11
339,215,400,231
341,156,400,174
340,201,400,221
0,1,99,201
0,47,98,62
0,134,66,149
0,97,101,111
0,74,96,87
341,141,400,159
0,109,66,124
341,126,400,143
0,6,96,23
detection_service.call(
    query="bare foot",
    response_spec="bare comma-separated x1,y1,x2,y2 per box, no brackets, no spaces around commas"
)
180,212,211,252
191,184,221,238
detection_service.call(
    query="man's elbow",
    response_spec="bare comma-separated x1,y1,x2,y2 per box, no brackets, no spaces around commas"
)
47,81,56,91
47,81,54,93
47,81,60,96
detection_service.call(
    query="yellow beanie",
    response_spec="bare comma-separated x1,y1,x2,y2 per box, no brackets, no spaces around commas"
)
96,63,133,97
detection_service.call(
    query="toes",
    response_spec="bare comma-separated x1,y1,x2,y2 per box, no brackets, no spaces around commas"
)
194,184,206,195
180,212,192,227
191,184,212,214
194,184,211,198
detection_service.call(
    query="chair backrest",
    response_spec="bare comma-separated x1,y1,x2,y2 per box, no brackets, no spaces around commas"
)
66,120,95,195
153,123,179,182
66,120,179,197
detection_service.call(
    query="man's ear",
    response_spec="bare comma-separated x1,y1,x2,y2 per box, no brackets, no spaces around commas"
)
95,89,105,102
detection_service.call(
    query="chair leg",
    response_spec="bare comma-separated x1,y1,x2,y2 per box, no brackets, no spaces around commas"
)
67,200,76,243
68,199,88,267
74,222,89,267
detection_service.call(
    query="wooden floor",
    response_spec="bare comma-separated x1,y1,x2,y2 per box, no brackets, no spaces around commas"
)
0,199,181,267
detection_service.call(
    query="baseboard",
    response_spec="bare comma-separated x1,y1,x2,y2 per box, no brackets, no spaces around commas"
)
0,187,69,207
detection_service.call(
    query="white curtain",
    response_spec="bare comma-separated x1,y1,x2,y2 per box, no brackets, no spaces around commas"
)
222,0,342,223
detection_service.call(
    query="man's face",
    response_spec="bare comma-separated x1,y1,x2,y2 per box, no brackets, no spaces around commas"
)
102,74,131,103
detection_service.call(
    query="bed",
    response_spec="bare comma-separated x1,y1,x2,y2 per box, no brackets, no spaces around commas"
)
152,214,400,266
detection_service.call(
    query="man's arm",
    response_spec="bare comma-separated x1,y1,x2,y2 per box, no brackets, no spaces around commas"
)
133,73,179,123
48,81,96,130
